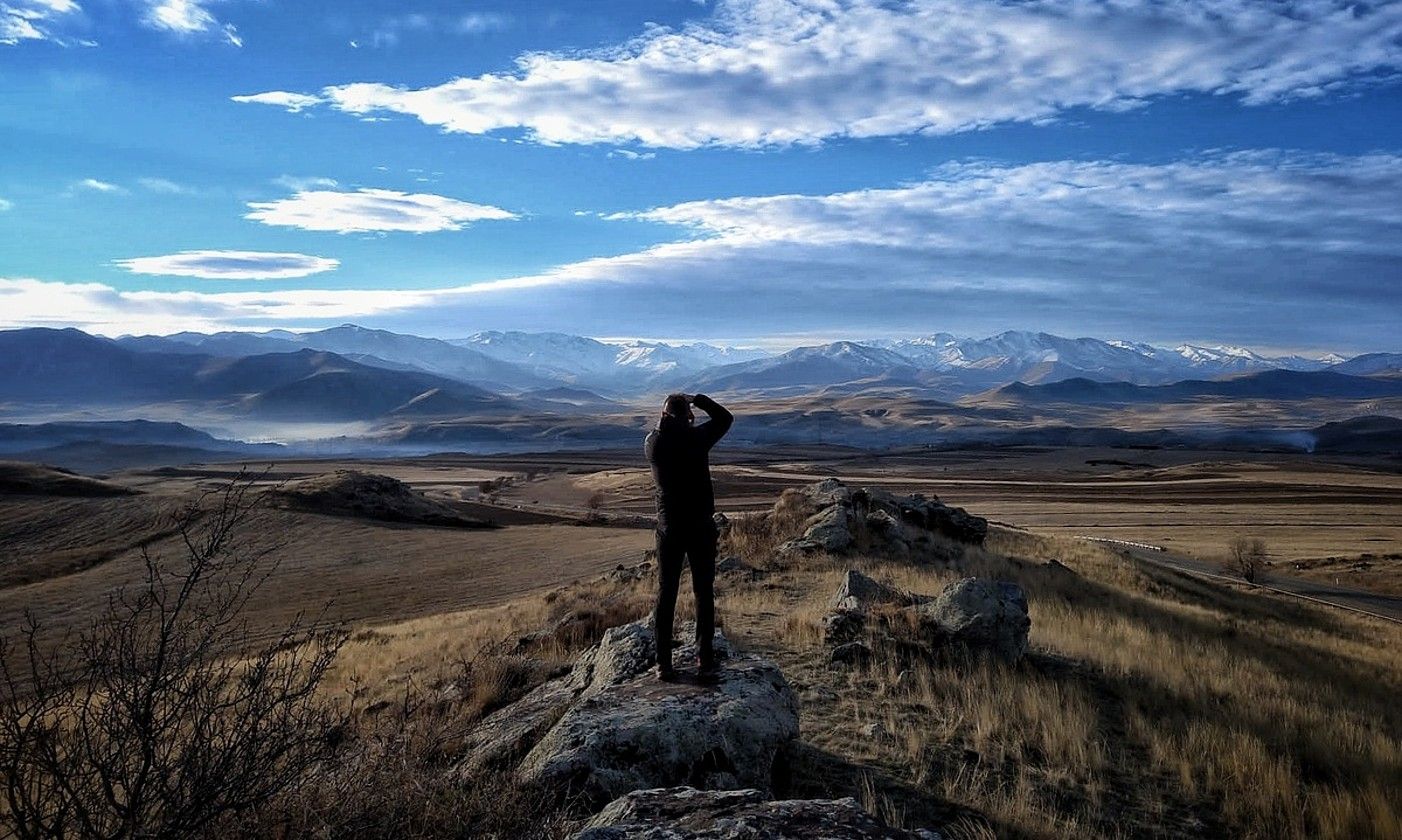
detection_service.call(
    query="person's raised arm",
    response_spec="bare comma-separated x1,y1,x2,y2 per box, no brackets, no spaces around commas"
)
691,393,732,448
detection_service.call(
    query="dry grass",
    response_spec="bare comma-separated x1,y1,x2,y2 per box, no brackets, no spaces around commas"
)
718,527,1402,839
10,456,1399,838
324,572,656,713
216,570,659,839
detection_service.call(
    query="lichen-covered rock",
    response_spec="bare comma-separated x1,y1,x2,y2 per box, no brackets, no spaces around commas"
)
574,787,942,839
914,578,1030,661
458,620,799,810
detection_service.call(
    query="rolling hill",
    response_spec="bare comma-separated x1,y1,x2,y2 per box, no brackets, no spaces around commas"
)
0,329,513,422
988,370,1402,404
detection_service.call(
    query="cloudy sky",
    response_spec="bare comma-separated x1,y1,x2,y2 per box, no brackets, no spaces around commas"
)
2,0,1400,352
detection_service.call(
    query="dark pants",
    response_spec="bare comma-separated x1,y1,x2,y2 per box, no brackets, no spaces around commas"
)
653,524,717,669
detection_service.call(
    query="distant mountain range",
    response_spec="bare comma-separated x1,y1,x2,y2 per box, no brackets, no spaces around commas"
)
107,325,1388,397
1,326,1398,458
695,332,1360,395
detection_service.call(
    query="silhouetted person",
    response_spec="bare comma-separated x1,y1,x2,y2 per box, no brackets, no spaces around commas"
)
645,392,733,681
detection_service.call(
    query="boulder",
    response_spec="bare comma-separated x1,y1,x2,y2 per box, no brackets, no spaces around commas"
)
776,537,823,558
798,477,854,508
574,787,942,840
913,578,1030,661
803,504,855,553
458,620,800,810
821,610,866,646
828,570,909,612
829,640,872,668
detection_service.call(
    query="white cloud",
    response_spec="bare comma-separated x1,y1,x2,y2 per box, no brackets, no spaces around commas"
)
273,174,338,191
364,10,509,48
76,178,124,193
137,177,192,194
2,0,79,45
609,149,656,161
114,250,340,280
244,188,518,233
5,153,1399,347
0,270,562,335
0,197,12,211
231,91,322,112
620,153,1402,257
236,0,1402,149
141,0,239,44
456,12,508,35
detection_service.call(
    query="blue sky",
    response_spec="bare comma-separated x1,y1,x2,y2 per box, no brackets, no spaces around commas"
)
2,0,1401,352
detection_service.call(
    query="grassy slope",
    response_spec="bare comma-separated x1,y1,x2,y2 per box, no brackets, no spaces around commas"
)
324,508,1402,840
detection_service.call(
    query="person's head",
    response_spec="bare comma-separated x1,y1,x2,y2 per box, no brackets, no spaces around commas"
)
662,393,693,425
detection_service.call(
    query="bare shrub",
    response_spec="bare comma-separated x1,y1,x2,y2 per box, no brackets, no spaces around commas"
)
1225,537,1268,583
243,687,575,840
581,491,609,525
0,474,346,839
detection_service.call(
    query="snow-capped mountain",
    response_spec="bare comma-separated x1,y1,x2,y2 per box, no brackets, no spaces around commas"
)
1171,344,1332,375
110,325,1374,397
453,331,768,389
878,331,1192,384
688,341,928,393
693,331,1350,394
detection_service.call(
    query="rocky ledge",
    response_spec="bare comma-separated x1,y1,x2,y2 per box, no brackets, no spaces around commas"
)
457,620,800,810
574,787,943,840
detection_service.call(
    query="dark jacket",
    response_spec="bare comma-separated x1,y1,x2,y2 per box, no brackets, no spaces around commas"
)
644,393,733,534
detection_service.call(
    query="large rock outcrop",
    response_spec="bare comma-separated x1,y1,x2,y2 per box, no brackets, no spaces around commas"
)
457,621,800,810
775,479,987,559
574,787,942,840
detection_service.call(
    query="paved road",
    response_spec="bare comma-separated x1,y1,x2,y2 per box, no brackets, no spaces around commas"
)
1112,544,1402,624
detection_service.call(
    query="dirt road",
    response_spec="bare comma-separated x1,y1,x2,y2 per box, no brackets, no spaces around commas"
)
1119,544,1402,623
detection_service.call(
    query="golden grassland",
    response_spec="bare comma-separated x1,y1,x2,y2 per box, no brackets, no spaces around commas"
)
318,503,1402,839
4,454,1399,838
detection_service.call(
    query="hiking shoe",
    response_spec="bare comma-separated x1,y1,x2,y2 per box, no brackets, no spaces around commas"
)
655,664,679,683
